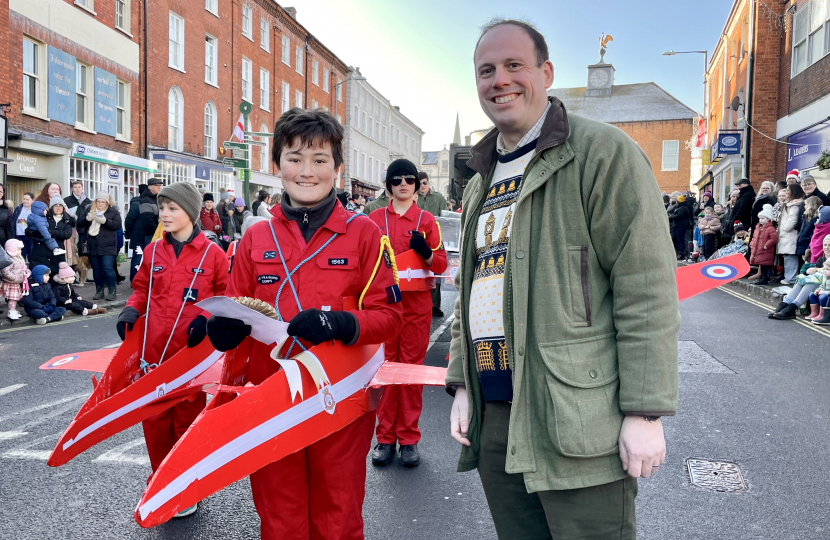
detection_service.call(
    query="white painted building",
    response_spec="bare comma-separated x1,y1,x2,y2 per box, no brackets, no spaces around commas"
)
420,148,450,198
343,67,424,195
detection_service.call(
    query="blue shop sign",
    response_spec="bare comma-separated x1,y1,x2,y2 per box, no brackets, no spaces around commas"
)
787,123,830,171
717,132,742,155
94,67,117,137
47,46,76,126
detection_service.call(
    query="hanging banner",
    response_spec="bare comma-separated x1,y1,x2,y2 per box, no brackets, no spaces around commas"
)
47,46,76,126
787,123,830,171
94,67,117,137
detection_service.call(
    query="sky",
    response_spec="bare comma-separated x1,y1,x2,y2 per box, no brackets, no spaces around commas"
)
287,0,735,151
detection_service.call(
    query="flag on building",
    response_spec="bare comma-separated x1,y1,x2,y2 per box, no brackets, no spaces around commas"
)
695,116,705,148
232,114,245,142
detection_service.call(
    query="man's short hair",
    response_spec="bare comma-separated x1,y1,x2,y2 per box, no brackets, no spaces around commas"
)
418,171,429,181
801,175,816,185
272,108,344,168
70,181,83,188
476,18,549,67
350,193,360,201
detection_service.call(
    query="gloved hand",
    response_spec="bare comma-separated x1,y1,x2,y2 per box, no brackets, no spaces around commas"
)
214,225,221,232
117,306,140,341
287,309,357,346
409,232,432,261
186,315,208,348
206,316,252,351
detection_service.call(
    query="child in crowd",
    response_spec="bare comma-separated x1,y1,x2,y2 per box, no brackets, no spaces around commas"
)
808,260,830,325
772,188,788,224
26,200,66,256
750,205,778,285
708,222,749,261
809,206,830,263
714,203,726,222
20,265,66,324
798,196,822,262
1,239,30,320
698,206,722,259
51,262,106,316
691,212,704,261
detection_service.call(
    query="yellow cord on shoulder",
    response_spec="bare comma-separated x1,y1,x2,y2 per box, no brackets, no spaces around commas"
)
358,235,398,310
417,221,443,251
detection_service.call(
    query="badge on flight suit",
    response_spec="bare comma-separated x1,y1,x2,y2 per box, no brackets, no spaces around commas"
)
182,288,199,302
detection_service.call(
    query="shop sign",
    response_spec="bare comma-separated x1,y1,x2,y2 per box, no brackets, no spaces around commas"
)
9,150,49,179
787,123,830,171
47,46,76,126
94,67,117,137
73,143,157,173
717,132,742,155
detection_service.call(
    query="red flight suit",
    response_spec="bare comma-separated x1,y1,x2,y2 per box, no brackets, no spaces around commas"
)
368,202,447,446
126,230,229,472
227,202,403,540
199,207,222,234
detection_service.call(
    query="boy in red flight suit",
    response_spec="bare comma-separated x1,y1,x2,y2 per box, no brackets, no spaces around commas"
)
116,181,229,518
204,108,403,540
368,159,447,467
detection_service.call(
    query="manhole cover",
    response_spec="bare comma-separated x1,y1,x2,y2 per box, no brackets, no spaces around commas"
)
678,341,734,374
686,459,747,493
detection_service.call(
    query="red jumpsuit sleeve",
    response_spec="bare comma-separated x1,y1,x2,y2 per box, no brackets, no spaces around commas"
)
126,241,156,316
349,220,403,347
423,215,448,275
227,229,256,298
211,244,230,295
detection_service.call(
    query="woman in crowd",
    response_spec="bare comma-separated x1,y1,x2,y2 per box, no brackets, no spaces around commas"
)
27,195,74,277
252,190,271,218
231,198,246,240
34,182,62,205
78,192,121,301
666,191,681,252
720,190,740,247
700,190,715,209
770,235,830,321
809,206,830,263
777,183,806,285
12,192,35,261
668,194,692,260
0,184,13,248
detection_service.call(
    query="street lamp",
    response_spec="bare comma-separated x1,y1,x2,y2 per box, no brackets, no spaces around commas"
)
662,50,708,125
334,76,366,120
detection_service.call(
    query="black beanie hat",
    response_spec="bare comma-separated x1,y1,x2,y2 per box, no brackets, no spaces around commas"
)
385,159,419,193
203,192,214,202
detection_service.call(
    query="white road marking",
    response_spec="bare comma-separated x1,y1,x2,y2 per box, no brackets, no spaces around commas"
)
0,384,27,397
426,314,455,353
2,433,61,461
0,393,89,423
92,437,150,466
103,343,121,349
0,400,86,441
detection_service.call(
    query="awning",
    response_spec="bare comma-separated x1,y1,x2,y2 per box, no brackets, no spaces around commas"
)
695,170,714,190
351,179,383,192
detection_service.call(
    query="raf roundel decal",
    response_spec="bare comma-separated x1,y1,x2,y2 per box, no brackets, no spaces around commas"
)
701,263,738,280
47,355,79,368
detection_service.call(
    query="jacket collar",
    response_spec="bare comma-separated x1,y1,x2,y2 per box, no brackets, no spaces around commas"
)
275,190,347,234
467,96,570,177
385,200,421,222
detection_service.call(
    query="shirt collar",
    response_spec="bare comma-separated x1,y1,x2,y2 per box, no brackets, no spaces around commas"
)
496,102,551,155
385,200,421,222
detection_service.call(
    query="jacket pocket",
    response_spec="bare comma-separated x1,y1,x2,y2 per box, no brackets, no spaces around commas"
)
567,246,591,327
538,333,623,458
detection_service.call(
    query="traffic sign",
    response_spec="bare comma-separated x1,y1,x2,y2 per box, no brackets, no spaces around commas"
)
232,148,248,158
223,141,248,149
222,158,249,169
239,102,252,115
245,131,273,137
244,140,266,147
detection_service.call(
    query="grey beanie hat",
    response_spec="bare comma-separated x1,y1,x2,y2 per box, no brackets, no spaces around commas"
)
49,194,65,209
158,182,202,224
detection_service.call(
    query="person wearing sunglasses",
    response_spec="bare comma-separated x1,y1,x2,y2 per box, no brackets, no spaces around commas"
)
416,171,449,317
368,158,448,468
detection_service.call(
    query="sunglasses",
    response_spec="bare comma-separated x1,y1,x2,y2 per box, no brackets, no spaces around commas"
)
390,175,418,186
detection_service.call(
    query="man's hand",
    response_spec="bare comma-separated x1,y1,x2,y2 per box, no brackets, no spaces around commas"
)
287,309,356,345
618,416,665,478
450,386,471,447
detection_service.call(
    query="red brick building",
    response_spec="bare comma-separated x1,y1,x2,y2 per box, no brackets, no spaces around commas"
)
549,62,696,195
145,2,349,202
2,0,153,215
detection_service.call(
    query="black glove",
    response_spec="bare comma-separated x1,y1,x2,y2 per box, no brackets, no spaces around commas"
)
186,315,208,348
287,309,357,346
206,315,252,351
117,306,140,341
409,231,432,261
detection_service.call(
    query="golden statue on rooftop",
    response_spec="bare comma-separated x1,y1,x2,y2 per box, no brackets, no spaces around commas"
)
599,33,614,63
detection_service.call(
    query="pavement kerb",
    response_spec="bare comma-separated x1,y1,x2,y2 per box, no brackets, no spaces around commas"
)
726,278,786,302
1,285,128,329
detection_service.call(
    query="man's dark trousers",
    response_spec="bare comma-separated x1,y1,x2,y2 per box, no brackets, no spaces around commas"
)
432,284,442,313
477,402,637,540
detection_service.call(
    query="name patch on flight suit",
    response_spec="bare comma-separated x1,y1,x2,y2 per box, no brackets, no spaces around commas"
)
386,284,402,304
257,274,281,285
382,250,392,268
182,288,199,302
263,251,277,260
191,268,205,274
328,258,348,266
152,266,164,272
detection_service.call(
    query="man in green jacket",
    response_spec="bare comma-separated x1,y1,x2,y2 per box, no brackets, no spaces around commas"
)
446,19,680,539
416,171,449,316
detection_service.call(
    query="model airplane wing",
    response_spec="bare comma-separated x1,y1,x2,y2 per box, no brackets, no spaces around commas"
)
40,349,118,373
675,253,749,301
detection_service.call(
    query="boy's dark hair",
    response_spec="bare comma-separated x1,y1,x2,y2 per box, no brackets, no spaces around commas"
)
272,108,344,168
788,183,806,200
776,180,788,190
476,18,549,67
23,191,35,199
350,193,360,201
418,171,429,181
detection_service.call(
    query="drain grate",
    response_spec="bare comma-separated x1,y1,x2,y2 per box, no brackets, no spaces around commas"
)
678,341,734,374
686,459,747,493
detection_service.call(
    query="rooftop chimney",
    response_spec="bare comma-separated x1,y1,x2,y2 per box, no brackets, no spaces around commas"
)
284,6,297,19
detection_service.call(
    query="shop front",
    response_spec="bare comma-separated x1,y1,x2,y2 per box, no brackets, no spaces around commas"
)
248,171,283,204
150,151,234,200
708,132,744,205
786,122,830,193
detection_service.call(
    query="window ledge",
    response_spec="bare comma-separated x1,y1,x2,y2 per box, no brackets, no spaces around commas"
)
168,65,186,74
115,26,133,38
206,8,219,18
74,1,97,15
115,136,133,144
205,80,219,89
243,33,253,42
282,59,291,67
260,106,270,112
23,109,49,122
261,46,270,53
661,168,679,172
75,124,97,135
